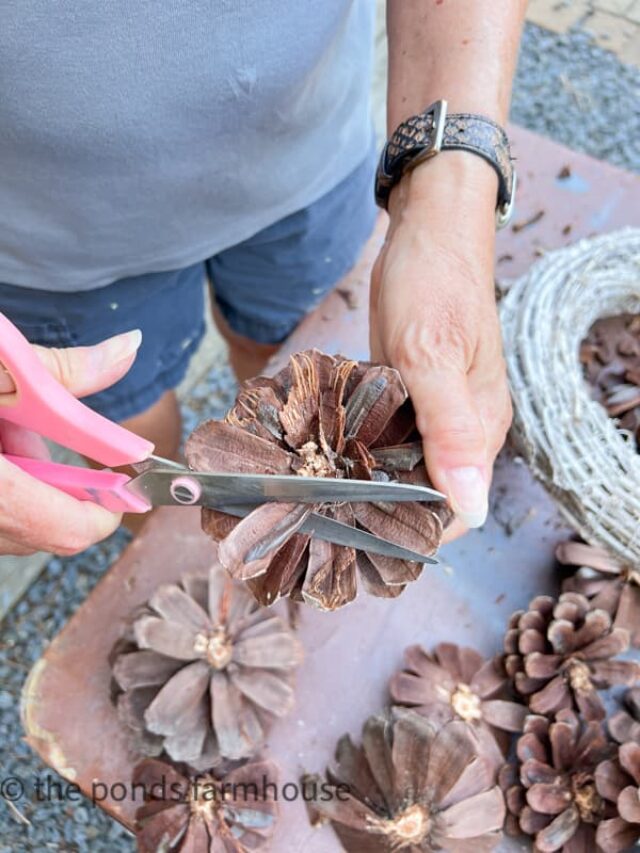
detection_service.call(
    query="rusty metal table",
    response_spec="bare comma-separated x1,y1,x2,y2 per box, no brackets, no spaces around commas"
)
22,126,640,851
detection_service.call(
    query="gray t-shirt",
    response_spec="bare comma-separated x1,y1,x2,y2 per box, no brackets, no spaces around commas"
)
0,1,375,291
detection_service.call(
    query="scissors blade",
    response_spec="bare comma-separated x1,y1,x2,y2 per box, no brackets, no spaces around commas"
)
216,503,439,564
128,469,445,505
130,454,185,474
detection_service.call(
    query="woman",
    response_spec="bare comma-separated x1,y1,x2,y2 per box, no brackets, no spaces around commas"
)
0,0,525,556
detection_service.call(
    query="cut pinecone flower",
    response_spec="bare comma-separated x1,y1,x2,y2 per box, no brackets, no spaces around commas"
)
595,741,640,852
112,561,302,766
186,350,452,612
305,708,506,851
556,540,640,648
133,757,278,852
389,642,527,769
499,709,615,852
503,593,640,721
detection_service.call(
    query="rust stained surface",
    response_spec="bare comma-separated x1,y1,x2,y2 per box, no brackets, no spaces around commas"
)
22,126,640,851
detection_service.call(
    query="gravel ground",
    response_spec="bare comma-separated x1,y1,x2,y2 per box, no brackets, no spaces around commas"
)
511,26,640,172
1,21,639,852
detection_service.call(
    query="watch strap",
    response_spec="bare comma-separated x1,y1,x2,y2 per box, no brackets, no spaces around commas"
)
375,101,516,228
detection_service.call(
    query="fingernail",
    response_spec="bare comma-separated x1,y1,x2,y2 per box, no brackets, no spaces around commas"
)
444,466,488,528
106,329,142,363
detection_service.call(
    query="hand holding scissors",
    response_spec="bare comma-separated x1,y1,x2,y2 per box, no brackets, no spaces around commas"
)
0,322,144,555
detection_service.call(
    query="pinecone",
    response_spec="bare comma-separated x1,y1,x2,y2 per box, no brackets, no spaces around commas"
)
595,742,640,852
557,540,640,648
112,561,302,766
185,350,452,612
389,642,527,769
133,757,278,852
499,709,615,851
503,592,640,721
581,313,640,450
609,687,640,745
305,708,506,851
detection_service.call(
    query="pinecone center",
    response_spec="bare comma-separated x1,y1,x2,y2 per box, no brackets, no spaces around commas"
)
294,440,337,478
450,683,483,722
388,804,430,844
189,775,222,822
564,659,592,693
193,627,233,670
571,774,602,824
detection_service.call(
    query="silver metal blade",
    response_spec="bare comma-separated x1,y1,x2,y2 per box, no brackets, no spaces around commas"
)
301,513,439,564
130,454,186,474
128,469,445,505
216,504,439,564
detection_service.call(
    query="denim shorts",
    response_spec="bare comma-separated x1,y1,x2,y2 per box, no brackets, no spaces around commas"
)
0,152,377,422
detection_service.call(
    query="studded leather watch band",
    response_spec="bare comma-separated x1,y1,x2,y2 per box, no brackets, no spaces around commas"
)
375,100,516,229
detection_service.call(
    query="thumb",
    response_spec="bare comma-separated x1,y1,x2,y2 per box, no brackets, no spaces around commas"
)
0,329,142,398
409,367,489,529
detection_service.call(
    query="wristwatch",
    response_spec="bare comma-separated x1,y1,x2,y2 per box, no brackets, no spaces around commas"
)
375,99,516,229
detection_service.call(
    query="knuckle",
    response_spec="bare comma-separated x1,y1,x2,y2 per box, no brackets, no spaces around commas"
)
388,303,476,374
47,347,74,389
51,530,92,556
418,415,485,455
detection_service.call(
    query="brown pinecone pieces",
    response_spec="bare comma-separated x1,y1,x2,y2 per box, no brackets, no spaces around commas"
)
557,540,640,648
185,350,452,611
581,313,640,449
595,741,640,852
499,710,615,852
503,592,639,721
609,687,640,746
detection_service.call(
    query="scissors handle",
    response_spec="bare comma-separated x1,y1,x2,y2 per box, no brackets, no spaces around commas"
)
0,313,153,467
6,455,151,514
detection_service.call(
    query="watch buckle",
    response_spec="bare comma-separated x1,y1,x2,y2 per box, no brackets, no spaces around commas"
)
496,170,517,230
403,99,448,173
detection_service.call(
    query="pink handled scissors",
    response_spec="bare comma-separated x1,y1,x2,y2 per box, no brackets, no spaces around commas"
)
0,312,446,563
0,311,155,513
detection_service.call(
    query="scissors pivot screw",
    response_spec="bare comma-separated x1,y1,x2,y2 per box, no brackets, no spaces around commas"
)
170,476,202,506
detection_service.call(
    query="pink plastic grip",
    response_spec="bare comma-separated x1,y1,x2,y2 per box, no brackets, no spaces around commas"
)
0,312,153,467
6,455,151,514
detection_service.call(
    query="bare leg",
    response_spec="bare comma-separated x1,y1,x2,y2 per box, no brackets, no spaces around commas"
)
87,390,183,535
121,389,183,464
211,304,279,382
121,389,182,533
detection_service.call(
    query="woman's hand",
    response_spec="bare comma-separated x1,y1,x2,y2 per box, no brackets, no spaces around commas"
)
0,330,141,556
370,152,512,539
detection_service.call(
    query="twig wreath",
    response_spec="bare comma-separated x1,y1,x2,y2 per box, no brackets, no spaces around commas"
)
500,229,640,565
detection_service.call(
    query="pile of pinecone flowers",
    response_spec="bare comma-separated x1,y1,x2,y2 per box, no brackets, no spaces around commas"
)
306,570,640,851
111,549,640,852
106,349,640,852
